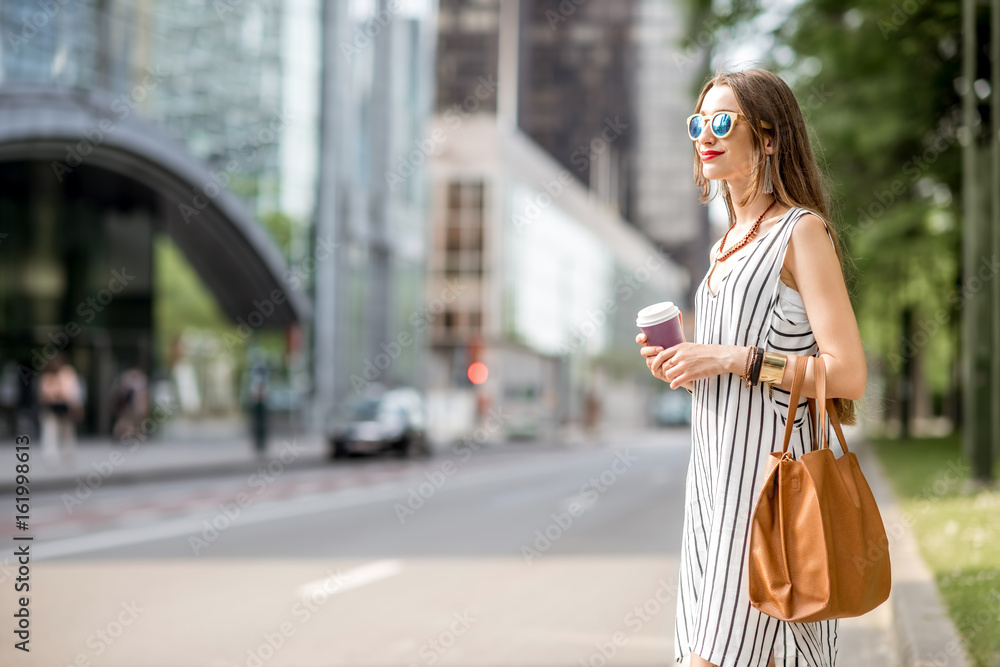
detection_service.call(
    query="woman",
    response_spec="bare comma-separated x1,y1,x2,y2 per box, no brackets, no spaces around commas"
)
636,68,866,667
38,354,84,462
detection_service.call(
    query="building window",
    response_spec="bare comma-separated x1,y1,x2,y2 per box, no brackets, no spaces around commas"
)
432,178,486,343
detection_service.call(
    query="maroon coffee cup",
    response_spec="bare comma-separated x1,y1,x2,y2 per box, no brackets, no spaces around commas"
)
637,302,684,349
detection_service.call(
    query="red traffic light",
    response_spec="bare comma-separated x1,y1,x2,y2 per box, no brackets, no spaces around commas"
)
467,361,489,385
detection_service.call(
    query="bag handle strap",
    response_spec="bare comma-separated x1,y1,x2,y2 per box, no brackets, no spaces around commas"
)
780,354,808,455
806,354,851,455
815,354,828,449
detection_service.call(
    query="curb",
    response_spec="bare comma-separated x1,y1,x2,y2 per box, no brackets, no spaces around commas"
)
857,435,973,667
1,435,520,495
2,449,335,495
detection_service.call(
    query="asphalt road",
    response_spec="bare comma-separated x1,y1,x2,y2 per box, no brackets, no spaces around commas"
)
0,429,894,666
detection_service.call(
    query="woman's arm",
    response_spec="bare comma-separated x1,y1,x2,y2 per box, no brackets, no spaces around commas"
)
638,214,867,400
778,214,867,400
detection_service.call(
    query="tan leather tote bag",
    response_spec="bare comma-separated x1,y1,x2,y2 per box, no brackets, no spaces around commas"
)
748,354,892,622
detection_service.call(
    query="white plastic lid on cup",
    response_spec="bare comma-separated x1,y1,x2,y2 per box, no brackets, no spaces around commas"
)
636,301,680,327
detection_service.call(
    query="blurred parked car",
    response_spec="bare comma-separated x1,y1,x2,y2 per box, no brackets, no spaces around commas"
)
326,387,429,459
650,389,692,426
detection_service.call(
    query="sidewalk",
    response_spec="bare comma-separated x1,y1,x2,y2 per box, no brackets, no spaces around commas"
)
1,420,329,493
855,433,973,667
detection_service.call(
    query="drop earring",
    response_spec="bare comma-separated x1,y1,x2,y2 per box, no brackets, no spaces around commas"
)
763,153,774,194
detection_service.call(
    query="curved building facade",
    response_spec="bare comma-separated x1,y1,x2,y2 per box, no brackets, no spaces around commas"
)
0,0,438,435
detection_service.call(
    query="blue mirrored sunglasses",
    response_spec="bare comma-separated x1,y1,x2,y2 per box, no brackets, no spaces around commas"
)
686,111,773,140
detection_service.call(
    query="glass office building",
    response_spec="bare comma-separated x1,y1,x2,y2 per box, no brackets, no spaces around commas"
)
0,0,437,435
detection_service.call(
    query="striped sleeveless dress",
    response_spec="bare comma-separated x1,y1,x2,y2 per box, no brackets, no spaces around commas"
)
673,206,840,667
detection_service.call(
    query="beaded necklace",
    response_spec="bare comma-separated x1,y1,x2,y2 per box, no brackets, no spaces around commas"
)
716,199,777,261
706,199,777,294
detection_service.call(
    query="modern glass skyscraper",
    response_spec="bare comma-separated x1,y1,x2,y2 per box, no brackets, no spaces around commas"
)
0,0,437,436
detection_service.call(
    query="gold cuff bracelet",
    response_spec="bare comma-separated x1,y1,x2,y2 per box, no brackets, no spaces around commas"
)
758,351,787,385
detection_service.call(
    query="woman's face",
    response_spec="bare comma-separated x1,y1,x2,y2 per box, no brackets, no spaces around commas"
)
693,84,769,184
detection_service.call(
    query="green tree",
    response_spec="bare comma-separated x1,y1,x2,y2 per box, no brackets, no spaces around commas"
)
680,0,975,438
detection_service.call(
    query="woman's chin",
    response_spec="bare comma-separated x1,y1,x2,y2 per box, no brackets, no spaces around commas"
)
702,166,732,180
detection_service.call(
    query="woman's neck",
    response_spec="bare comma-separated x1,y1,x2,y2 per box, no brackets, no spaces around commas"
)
727,192,778,231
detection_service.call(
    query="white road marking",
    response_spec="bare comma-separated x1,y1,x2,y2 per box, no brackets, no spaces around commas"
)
296,559,403,599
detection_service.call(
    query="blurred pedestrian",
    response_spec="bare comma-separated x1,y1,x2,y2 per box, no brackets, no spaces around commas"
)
15,357,40,441
38,354,84,463
248,354,269,457
0,361,20,437
583,386,601,433
112,367,150,440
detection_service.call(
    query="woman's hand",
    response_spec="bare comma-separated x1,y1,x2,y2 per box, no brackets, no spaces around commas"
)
636,332,743,391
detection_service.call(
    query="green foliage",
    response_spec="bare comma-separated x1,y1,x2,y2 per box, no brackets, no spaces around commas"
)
259,210,294,260
153,234,232,368
769,1,966,398
153,234,286,376
873,435,1000,667
678,0,971,399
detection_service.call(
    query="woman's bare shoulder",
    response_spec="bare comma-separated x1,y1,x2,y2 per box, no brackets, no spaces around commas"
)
788,212,834,249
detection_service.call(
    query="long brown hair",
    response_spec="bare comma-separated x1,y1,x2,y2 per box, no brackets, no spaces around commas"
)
691,66,859,426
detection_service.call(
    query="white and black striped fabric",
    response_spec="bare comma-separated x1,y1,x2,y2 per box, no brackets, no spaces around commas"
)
673,207,840,667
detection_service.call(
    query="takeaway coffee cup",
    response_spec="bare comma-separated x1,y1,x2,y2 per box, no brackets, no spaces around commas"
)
636,302,684,350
